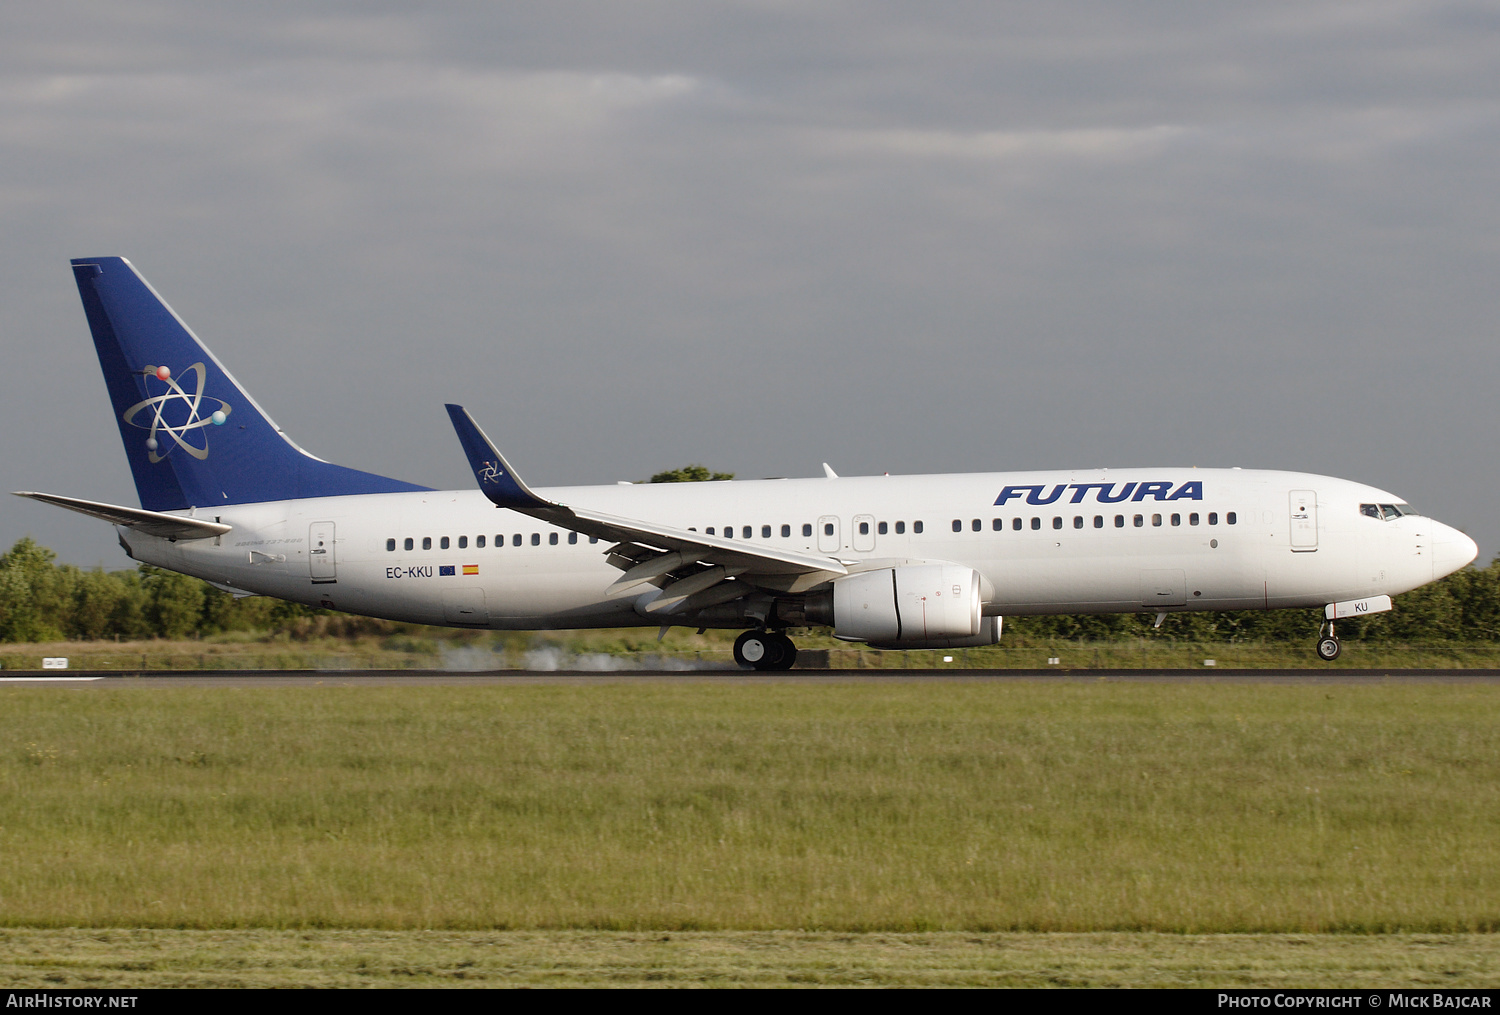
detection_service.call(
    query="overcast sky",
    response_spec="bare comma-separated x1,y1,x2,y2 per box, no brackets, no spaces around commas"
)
3,1,1497,570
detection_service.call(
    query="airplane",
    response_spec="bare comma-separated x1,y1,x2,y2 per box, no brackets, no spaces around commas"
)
14,256,1480,669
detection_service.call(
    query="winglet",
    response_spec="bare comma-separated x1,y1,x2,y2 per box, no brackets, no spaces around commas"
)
444,404,557,510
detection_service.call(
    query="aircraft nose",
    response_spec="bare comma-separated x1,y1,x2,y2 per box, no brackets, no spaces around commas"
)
1431,522,1479,580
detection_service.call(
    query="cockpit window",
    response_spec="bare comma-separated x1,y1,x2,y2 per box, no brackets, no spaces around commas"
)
1362,503,1420,521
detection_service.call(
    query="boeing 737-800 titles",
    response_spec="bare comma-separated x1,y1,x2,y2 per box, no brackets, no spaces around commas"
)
15,257,1479,668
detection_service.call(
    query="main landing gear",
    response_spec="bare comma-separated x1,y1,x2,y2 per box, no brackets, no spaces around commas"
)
1316,619,1341,661
734,630,799,671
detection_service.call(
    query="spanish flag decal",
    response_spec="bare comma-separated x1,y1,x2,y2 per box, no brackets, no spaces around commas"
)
462,564,479,576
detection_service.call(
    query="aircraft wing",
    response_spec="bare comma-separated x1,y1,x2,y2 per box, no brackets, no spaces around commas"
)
444,405,847,585
13,491,232,540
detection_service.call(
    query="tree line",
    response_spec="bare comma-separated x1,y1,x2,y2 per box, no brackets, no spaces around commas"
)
2,536,1498,645
0,538,382,643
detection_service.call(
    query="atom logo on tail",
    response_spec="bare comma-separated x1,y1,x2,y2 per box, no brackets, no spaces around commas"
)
121,363,232,462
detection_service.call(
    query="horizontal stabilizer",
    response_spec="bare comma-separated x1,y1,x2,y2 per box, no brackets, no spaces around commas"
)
13,491,231,540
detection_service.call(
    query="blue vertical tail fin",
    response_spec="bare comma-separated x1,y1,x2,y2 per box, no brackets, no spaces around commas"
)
72,256,428,511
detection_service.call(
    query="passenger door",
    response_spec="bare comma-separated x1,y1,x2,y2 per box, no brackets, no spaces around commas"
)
1289,490,1318,551
309,521,336,583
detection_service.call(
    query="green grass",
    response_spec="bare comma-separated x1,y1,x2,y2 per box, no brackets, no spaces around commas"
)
2,683,1499,933
3,930,1497,987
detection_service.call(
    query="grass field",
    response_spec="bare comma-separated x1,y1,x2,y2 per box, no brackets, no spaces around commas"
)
2,681,1498,940
3,929,1498,988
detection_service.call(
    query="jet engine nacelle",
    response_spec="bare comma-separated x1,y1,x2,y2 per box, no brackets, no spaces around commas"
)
831,564,984,644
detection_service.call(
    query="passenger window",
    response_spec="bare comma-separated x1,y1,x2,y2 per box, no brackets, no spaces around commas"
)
440,536,451,550
1012,518,1022,531
386,538,396,551
992,519,1002,531
1208,513,1218,525
706,527,715,535
1094,516,1103,529
513,533,522,546
1170,514,1180,526
590,536,598,544
740,526,750,539
824,523,835,536
1074,516,1083,529
781,524,791,537
568,532,578,544
1030,517,1040,530
860,521,870,535
1189,514,1199,526
1053,517,1062,530
895,521,906,534
404,537,414,551
802,524,813,537
725,526,734,538
1134,515,1144,528
762,525,772,538
458,535,468,549
914,521,924,534
1115,515,1124,528
549,533,559,545
879,522,888,535
1227,512,1237,525
972,519,981,532
952,519,962,533
531,533,540,546
422,537,432,550
1151,514,1161,527
477,535,486,548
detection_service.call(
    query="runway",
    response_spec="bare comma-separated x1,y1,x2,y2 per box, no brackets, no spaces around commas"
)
4,668,1500,686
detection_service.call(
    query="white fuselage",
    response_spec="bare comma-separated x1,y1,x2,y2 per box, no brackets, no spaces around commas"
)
120,468,1477,630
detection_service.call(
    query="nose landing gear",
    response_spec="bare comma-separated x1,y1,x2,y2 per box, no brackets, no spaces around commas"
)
733,630,799,671
1316,620,1341,661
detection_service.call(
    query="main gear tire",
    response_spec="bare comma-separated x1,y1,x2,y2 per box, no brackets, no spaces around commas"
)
770,632,798,671
734,630,784,670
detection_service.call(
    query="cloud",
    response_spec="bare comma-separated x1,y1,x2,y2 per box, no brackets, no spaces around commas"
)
819,124,1190,162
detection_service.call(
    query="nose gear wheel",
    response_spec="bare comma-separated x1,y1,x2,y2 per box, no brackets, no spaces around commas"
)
1315,619,1341,661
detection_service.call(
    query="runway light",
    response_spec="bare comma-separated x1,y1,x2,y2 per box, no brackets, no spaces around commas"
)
155,365,171,380
1204,659,1217,667
1047,657,1060,665
943,655,953,663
